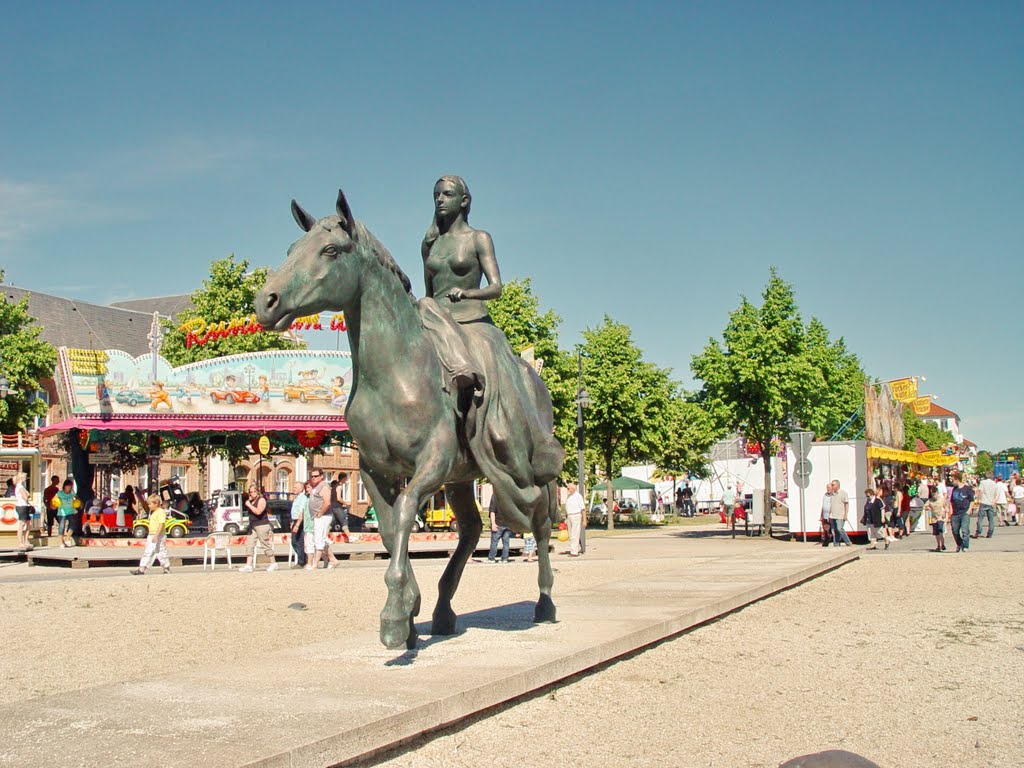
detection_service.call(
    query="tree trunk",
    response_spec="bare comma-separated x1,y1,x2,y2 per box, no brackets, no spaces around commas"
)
762,448,772,538
605,455,615,531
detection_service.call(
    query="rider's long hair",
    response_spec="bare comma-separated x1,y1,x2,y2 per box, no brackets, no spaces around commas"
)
421,175,472,258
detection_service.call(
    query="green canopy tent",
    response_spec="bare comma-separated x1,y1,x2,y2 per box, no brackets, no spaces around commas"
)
609,476,656,491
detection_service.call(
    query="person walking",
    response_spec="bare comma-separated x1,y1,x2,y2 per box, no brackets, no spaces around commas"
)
721,484,737,525
52,479,78,548
925,488,949,552
308,470,339,570
42,475,59,536
994,475,1010,526
949,474,975,552
239,485,277,573
487,494,511,563
131,494,171,575
564,482,585,557
819,483,834,546
861,487,885,550
974,473,997,539
289,480,308,568
1011,479,1024,526
828,480,853,547
13,472,33,551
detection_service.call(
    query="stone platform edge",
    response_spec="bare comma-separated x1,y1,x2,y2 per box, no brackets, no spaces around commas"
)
243,548,860,768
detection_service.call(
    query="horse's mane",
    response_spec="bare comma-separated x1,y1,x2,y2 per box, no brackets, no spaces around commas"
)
321,215,415,300
353,219,414,300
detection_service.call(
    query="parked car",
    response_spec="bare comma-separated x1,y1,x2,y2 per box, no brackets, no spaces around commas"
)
114,388,149,407
209,388,260,404
282,383,332,403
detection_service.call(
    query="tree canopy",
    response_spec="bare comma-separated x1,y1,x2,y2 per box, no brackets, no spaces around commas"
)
580,316,674,527
488,278,577,452
161,254,298,366
902,409,954,452
0,273,58,433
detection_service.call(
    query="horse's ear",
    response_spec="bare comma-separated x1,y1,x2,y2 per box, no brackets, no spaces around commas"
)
336,189,354,236
291,199,316,232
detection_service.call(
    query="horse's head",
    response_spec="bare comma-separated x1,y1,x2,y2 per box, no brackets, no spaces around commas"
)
256,189,364,332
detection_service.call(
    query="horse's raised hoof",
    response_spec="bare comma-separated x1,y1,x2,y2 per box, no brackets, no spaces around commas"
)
534,594,556,623
431,605,458,636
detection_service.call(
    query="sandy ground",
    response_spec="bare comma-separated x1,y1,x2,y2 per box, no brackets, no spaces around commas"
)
1,528,1022,767
358,539,1024,768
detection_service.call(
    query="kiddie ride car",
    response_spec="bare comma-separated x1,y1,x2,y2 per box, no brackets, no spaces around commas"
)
133,509,190,539
81,498,135,537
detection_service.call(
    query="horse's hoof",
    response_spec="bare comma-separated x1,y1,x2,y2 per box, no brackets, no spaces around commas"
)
431,606,457,636
534,594,556,623
380,618,411,650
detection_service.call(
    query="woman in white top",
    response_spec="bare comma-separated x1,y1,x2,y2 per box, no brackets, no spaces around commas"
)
13,472,33,551
1011,481,1024,526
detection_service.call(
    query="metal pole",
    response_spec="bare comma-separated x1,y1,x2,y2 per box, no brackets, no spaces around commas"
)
800,482,807,544
577,352,585,497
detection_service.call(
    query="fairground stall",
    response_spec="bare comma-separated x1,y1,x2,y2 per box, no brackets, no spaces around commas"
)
0,433,44,544
786,379,958,541
40,346,354,519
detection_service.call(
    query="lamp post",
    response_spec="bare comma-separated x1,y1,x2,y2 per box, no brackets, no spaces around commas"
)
575,351,590,495
0,374,9,399
576,350,590,553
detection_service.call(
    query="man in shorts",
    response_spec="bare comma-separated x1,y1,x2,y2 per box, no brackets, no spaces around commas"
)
307,471,339,570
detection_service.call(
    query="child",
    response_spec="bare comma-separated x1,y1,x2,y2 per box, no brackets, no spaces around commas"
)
521,530,537,563
926,489,948,553
131,494,171,575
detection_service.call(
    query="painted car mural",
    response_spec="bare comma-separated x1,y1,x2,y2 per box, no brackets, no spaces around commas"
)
58,349,353,417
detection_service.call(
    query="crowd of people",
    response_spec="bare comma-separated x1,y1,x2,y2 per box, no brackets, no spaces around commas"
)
819,470,1021,553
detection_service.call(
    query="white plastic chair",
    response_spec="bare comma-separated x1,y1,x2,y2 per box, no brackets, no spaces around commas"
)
203,531,233,570
287,535,298,567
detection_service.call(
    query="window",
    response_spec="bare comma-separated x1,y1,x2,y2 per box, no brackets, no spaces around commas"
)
233,466,249,490
340,476,351,503
276,469,289,494
138,465,149,491
357,476,367,503
940,419,949,432
340,444,351,455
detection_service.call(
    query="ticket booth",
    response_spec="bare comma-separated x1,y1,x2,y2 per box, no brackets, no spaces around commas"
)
0,438,43,543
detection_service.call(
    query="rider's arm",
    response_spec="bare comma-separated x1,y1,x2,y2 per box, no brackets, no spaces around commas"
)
463,231,501,301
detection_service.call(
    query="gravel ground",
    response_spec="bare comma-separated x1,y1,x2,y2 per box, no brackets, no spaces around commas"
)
359,543,1024,768
2,531,1021,768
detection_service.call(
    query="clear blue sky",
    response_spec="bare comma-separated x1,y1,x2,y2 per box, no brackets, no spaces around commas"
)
2,2,1021,450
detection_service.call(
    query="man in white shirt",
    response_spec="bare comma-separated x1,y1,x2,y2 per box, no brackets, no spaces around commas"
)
974,474,997,539
819,483,833,547
828,480,852,546
564,482,585,557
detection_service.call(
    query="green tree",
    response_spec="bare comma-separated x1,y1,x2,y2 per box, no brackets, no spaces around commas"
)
691,269,821,533
901,409,954,452
488,278,577,451
803,318,866,439
655,394,721,493
975,451,994,477
580,316,673,529
0,274,58,433
161,254,298,366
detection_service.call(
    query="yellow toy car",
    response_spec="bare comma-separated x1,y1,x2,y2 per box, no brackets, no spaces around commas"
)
132,513,189,539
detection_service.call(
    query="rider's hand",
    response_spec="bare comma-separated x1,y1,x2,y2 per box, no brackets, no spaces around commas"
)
447,288,465,302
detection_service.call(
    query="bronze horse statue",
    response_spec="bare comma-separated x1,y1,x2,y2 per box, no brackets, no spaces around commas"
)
256,190,564,649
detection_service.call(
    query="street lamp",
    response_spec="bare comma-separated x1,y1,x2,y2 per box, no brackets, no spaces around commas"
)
575,351,590,496
0,375,9,399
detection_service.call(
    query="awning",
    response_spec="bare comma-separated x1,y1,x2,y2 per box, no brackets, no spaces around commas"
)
609,475,657,491
39,414,348,435
866,445,958,468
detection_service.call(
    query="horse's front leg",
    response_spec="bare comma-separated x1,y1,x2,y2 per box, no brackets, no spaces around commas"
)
432,480,483,635
380,440,454,650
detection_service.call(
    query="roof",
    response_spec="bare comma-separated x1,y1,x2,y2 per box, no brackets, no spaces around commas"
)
962,438,977,448
109,294,193,321
4,286,157,358
40,413,348,435
920,402,960,420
